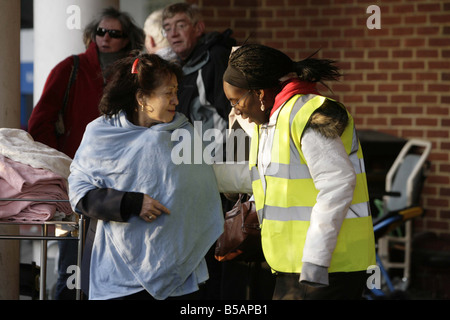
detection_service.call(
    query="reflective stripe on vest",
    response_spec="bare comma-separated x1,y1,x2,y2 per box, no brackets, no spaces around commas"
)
249,94,375,273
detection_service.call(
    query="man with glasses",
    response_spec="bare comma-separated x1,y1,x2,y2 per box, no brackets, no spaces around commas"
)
162,3,235,160
27,7,144,300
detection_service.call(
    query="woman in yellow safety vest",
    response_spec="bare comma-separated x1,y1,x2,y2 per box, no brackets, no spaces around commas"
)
222,44,376,300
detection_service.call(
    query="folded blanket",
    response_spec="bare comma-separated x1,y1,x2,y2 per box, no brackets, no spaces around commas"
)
0,155,72,221
0,128,72,179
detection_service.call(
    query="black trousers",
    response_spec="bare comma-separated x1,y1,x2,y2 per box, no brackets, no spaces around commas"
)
273,271,368,300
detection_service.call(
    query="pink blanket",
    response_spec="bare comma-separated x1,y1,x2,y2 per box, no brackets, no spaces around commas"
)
0,155,72,221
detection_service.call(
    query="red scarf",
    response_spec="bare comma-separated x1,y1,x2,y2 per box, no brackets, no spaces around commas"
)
270,78,320,117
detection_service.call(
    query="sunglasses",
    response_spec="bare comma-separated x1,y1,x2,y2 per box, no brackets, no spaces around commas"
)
96,27,125,39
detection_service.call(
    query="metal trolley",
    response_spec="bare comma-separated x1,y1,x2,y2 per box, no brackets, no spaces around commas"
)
0,198,85,300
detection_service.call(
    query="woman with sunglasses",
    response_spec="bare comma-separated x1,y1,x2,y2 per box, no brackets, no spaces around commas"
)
29,7,144,159
27,7,144,300
222,44,376,300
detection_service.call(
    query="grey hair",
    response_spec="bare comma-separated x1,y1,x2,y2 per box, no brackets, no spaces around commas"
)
162,2,203,25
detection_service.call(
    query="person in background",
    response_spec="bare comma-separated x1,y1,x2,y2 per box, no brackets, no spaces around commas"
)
28,7,144,159
27,7,144,299
222,44,376,300
161,2,236,299
162,2,235,157
68,53,223,300
143,9,177,61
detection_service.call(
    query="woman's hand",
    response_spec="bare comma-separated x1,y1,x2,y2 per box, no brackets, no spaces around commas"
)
139,194,171,223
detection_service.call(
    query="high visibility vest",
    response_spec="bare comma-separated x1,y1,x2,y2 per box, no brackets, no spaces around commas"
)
249,94,376,273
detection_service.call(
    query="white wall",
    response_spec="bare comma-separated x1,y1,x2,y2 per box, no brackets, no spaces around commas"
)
33,0,120,104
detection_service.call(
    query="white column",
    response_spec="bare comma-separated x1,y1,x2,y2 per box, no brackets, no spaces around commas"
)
33,0,120,105
0,0,21,300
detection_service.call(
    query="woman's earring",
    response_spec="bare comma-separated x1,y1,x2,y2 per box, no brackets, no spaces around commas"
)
260,101,265,112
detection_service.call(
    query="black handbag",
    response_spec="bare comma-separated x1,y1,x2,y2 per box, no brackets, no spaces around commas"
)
215,194,265,262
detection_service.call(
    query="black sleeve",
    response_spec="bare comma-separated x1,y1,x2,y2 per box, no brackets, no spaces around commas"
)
75,188,143,222
204,45,232,121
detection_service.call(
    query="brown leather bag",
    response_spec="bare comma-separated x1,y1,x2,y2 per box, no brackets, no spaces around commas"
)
215,194,265,262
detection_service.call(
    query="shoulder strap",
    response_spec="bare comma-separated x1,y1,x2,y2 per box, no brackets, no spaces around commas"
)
56,55,79,136
62,55,79,112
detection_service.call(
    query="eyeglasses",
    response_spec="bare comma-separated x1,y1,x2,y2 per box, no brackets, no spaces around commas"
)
96,27,125,39
231,90,251,108
161,21,192,37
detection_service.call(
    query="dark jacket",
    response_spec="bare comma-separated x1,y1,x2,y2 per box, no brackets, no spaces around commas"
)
177,30,235,137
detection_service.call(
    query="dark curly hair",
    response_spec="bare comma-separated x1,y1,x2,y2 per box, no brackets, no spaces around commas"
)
99,53,183,120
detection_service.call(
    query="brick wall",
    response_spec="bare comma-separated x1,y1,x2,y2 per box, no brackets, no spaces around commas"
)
188,0,450,236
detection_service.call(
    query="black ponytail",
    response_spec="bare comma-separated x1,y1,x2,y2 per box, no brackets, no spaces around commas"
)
228,44,341,90
293,56,341,83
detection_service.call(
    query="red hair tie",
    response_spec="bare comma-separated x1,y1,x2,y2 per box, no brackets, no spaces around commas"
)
131,58,139,74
